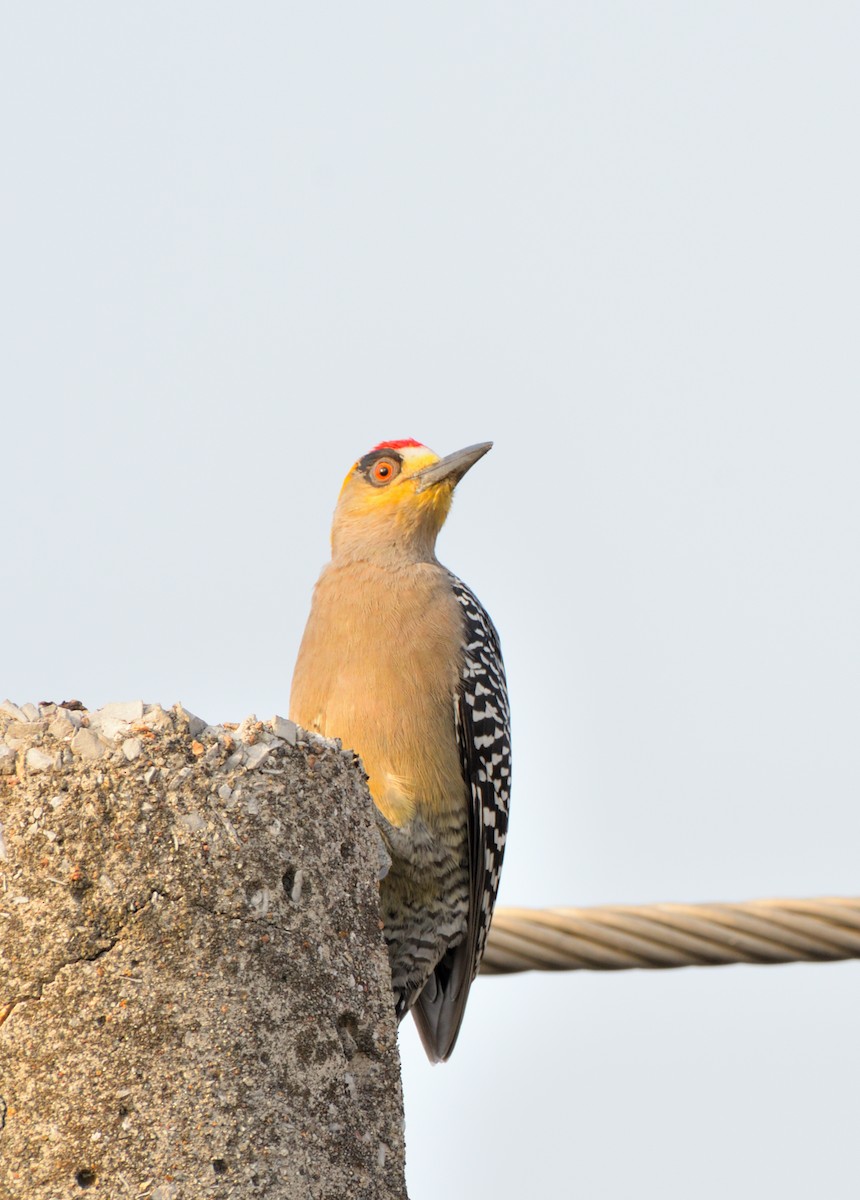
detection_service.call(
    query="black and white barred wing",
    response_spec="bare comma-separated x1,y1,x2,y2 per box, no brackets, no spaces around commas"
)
412,574,511,1062
450,577,511,973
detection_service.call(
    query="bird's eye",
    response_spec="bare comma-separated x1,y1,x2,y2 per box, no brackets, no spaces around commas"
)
369,458,399,486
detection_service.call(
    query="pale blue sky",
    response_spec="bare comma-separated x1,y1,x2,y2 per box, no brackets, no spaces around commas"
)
3,5,859,1197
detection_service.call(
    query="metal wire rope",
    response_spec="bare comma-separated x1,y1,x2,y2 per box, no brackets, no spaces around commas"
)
481,897,860,974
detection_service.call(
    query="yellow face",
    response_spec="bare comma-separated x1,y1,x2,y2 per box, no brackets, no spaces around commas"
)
333,440,454,553
330,438,493,563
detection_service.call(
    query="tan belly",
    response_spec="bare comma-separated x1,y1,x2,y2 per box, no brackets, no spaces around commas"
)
290,560,465,828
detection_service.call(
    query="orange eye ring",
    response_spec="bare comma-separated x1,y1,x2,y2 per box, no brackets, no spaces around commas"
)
362,452,402,487
371,458,397,484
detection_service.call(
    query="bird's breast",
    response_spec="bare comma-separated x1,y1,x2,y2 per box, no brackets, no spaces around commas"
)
290,561,466,828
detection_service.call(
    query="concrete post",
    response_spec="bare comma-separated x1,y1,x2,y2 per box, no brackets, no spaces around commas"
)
0,701,407,1199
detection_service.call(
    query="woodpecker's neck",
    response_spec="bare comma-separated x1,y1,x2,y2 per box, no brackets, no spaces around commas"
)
331,510,441,567
330,484,453,567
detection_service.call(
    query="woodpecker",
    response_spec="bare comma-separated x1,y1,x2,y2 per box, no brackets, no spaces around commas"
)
290,439,511,1062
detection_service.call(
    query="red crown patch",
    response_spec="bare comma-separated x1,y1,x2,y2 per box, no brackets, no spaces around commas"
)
372,439,425,452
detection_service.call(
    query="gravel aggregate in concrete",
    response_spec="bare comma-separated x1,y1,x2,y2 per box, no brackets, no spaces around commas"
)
70,726,109,759
271,716,299,745
23,747,57,772
0,700,407,1199
122,736,143,761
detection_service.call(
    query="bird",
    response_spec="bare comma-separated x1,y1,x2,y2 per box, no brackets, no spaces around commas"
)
290,438,511,1062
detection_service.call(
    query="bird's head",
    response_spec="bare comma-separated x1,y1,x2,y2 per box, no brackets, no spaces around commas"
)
331,439,492,564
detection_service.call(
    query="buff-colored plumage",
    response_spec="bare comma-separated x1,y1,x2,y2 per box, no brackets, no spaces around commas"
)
290,560,464,828
290,440,510,1061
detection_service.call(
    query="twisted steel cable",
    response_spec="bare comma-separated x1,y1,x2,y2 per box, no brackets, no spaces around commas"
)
481,897,860,974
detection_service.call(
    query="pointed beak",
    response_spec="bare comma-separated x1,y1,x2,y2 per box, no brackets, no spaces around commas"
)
413,442,493,492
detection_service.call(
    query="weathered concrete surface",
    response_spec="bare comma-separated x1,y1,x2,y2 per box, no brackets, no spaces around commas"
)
0,701,407,1199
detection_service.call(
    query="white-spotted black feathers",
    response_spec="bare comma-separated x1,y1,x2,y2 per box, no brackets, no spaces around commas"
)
411,574,511,1060
450,575,511,971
